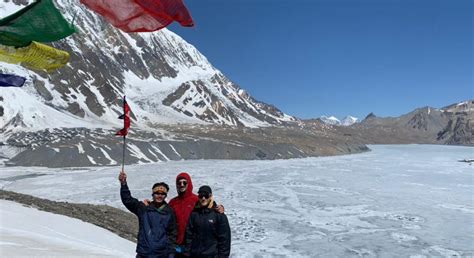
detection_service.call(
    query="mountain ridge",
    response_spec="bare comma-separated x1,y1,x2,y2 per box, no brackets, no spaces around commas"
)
0,0,295,133
0,1,471,168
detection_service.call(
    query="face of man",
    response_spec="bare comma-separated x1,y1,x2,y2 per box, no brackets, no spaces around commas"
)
198,192,211,207
177,179,188,194
152,185,168,204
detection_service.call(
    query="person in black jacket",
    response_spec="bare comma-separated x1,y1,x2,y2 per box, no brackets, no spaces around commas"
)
119,170,177,258
185,185,231,258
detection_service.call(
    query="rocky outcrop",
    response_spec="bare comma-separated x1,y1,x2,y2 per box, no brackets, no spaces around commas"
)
437,101,474,145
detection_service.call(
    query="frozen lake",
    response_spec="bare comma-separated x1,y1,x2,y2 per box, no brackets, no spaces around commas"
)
1,145,473,257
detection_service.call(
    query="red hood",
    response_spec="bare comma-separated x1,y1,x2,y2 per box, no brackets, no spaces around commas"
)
176,172,194,198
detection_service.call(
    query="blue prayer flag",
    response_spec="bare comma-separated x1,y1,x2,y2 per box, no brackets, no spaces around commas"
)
0,73,26,87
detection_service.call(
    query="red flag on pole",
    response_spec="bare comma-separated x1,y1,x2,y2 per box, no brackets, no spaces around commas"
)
79,0,194,33
116,96,131,136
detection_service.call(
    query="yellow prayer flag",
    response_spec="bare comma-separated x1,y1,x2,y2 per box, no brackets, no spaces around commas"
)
0,41,69,72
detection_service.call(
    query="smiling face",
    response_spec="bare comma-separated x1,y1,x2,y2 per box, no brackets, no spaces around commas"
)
152,185,168,204
152,191,167,203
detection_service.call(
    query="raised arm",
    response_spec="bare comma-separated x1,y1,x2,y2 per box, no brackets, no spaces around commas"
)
119,170,143,215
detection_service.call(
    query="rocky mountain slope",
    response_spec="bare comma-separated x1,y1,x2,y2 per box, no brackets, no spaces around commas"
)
437,100,474,145
0,0,295,132
331,100,473,145
0,0,369,167
2,124,369,167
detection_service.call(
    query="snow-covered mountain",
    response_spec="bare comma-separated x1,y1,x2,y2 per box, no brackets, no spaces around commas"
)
319,115,359,126
341,115,359,126
319,116,340,125
0,0,373,167
440,100,474,113
0,0,295,133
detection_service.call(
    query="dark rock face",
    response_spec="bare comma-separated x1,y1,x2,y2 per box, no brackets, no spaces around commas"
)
437,110,474,145
162,83,191,106
403,107,447,132
32,78,54,101
363,112,377,120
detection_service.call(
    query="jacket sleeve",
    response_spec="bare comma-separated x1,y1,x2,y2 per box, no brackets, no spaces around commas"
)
120,184,143,215
167,208,178,255
217,213,231,258
184,213,195,256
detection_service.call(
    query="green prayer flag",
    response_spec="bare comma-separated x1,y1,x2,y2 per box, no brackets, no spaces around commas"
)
0,0,76,47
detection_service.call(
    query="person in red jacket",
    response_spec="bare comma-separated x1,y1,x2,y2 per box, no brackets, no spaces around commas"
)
168,172,224,257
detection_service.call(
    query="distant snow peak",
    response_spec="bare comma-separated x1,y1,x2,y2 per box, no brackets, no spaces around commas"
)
341,116,359,126
319,116,340,125
319,115,359,126
441,100,474,113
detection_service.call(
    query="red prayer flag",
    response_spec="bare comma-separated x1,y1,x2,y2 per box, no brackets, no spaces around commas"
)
116,96,131,136
79,0,193,33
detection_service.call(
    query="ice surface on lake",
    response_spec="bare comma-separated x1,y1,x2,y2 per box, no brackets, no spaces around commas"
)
1,145,473,257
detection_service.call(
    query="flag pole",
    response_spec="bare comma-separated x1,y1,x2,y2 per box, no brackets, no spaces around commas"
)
117,95,130,172
121,135,126,171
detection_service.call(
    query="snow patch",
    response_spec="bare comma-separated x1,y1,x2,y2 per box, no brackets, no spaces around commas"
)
0,200,135,257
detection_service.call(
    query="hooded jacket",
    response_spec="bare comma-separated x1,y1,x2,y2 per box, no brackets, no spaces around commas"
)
185,201,231,258
168,172,199,245
121,183,177,257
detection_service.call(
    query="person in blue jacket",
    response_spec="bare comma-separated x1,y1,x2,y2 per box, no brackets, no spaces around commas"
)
119,170,177,258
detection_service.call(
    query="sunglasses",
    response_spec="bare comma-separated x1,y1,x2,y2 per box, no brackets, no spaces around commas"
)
152,192,167,197
177,180,188,186
198,192,210,199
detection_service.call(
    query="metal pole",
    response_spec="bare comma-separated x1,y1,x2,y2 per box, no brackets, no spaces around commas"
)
121,135,126,171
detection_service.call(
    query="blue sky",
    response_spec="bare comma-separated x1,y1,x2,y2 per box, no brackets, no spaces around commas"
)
169,0,473,119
